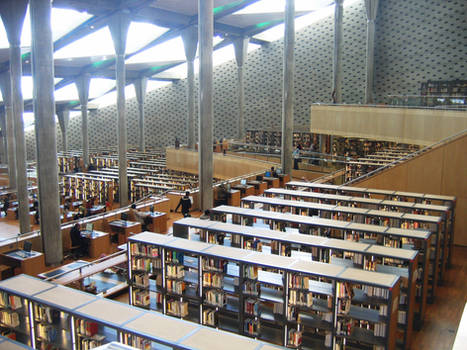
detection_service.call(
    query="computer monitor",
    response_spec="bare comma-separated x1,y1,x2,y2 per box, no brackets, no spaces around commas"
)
85,223,93,232
121,212,129,221
23,241,32,253
265,171,271,177
276,168,282,175
240,179,247,185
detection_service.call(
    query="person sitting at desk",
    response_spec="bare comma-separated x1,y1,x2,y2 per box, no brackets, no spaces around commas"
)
2,195,10,217
175,191,192,217
70,223,88,257
270,166,278,178
129,204,151,230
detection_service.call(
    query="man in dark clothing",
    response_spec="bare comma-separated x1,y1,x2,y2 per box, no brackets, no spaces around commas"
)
175,191,192,217
70,223,88,257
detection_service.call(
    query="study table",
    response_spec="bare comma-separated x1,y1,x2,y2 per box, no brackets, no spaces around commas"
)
246,180,267,195
109,220,142,244
81,230,110,259
262,176,280,188
231,184,255,197
140,211,168,233
0,249,45,276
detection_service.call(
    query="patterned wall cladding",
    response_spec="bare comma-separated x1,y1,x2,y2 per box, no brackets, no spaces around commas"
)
23,0,466,158
374,0,466,102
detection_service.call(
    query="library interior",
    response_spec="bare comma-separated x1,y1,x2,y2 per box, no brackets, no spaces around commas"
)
0,0,465,350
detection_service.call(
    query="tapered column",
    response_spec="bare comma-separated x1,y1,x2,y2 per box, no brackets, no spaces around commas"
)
0,72,16,188
281,0,295,175
57,109,70,152
198,0,214,211
109,13,131,207
30,0,62,264
182,27,198,149
134,77,147,152
0,0,31,233
75,73,91,168
364,0,379,104
332,0,344,103
233,37,249,141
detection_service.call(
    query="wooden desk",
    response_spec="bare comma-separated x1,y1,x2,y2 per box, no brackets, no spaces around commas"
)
227,190,241,207
0,250,45,276
141,212,168,233
109,220,142,244
231,184,255,198
263,176,280,189
81,230,110,259
278,174,291,187
89,205,106,215
247,181,268,195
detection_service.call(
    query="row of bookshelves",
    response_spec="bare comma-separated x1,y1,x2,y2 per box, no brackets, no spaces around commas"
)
240,193,443,296
173,217,419,349
0,275,281,350
128,232,401,350
284,181,455,273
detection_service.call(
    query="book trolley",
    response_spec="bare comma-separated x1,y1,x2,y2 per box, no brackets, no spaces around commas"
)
241,194,442,300
284,182,456,270
173,217,419,349
128,232,401,350
209,206,431,327
0,275,282,350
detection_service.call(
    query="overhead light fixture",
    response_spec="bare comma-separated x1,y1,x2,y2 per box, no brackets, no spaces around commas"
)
90,25,95,29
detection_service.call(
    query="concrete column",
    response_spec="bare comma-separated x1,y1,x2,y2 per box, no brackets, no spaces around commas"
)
0,0,31,233
109,13,130,207
182,27,198,149
233,37,249,141
30,0,62,265
0,113,5,164
0,72,16,188
364,0,379,104
134,77,147,152
332,0,344,103
281,0,295,175
57,109,70,152
75,74,91,168
198,0,214,211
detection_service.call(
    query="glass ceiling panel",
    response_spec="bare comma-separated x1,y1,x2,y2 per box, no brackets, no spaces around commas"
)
253,0,359,42
0,7,92,49
126,22,168,54
54,83,79,102
89,78,115,99
54,26,115,59
236,0,333,14
126,36,186,64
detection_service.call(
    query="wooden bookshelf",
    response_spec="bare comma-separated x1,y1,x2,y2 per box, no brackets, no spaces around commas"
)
284,182,456,273
174,217,419,348
129,233,401,350
209,205,431,326
0,274,281,350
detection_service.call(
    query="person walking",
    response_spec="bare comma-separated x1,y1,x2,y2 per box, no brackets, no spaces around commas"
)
175,191,192,217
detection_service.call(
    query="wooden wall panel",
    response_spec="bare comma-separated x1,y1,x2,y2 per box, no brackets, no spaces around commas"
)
310,105,467,145
406,149,443,194
353,132,467,245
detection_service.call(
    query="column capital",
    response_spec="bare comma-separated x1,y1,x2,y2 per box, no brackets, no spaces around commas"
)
182,26,198,62
233,36,250,68
109,12,131,56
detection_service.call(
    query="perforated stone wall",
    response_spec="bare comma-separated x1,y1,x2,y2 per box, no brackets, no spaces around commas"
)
24,0,466,158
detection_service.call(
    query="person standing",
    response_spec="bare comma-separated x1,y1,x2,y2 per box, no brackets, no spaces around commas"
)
175,191,192,217
293,146,301,170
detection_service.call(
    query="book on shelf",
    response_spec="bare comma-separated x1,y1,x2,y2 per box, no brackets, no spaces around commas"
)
0,310,20,328
362,285,389,300
244,265,258,280
287,328,303,347
166,280,186,295
123,334,151,350
132,289,150,307
244,318,260,335
203,272,223,288
288,290,313,307
0,293,22,310
166,300,188,317
244,299,259,316
202,308,217,326
166,265,184,279
202,258,226,272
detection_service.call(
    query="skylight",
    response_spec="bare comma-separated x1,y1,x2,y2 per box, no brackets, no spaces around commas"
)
253,0,360,42
126,36,186,64
89,78,116,100
236,0,334,14
54,26,115,59
0,7,91,49
126,22,168,54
